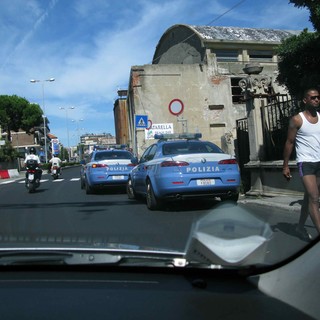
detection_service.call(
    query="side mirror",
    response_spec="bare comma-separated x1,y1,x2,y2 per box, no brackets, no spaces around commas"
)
80,160,86,165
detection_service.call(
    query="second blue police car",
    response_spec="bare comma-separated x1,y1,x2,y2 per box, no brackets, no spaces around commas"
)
127,133,240,210
82,149,136,194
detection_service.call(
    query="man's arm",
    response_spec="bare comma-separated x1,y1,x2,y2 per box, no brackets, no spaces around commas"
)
282,115,300,180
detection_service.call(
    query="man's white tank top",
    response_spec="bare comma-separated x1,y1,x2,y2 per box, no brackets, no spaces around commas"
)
296,112,320,162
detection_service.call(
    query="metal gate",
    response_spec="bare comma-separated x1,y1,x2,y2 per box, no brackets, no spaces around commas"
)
235,95,301,192
236,117,250,193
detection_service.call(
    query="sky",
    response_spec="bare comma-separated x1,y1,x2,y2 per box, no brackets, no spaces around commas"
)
0,0,314,147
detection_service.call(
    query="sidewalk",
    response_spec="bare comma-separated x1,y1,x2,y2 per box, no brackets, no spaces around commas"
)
238,193,303,212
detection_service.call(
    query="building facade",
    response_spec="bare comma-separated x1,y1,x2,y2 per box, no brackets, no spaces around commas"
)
113,90,130,145
2,122,51,165
126,24,298,157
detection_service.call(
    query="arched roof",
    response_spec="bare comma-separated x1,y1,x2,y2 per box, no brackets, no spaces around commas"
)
152,24,300,64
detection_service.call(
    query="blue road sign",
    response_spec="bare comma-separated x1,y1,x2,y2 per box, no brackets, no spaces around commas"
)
135,115,148,129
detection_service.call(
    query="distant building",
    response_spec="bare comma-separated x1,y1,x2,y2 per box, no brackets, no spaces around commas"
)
80,133,116,154
2,119,51,164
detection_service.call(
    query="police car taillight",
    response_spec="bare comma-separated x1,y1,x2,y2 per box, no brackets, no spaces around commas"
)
160,161,189,167
92,163,108,168
218,159,238,164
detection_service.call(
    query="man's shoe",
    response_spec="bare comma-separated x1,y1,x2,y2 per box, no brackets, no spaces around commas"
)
295,226,312,242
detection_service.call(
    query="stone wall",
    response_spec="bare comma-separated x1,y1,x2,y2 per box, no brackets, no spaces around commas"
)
245,160,304,197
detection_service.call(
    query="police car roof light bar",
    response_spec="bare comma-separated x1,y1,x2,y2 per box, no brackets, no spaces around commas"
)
154,133,202,140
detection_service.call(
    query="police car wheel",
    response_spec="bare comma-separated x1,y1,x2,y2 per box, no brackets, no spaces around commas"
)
127,178,136,199
85,180,94,194
80,177,85,189
146,180,159,210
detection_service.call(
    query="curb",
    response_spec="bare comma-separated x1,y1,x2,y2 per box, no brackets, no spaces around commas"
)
0,165,80,181
238,198,301,212
0,169,19,179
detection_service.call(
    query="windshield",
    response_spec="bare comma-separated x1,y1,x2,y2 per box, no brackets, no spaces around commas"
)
93,151,133,161
162,141,223,155
0,1,317,272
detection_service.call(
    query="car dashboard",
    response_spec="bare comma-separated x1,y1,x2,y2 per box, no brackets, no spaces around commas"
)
0,244,318,320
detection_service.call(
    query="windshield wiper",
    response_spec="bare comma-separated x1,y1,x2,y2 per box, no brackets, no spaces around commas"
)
0,250,189,267
0,251,122,266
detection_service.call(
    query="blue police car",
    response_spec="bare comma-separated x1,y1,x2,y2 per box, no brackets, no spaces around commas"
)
83,149,136,194
127,133,240,210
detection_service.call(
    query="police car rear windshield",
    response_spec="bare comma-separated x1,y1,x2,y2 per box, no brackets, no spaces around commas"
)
93,151,133,161
162,141,224,155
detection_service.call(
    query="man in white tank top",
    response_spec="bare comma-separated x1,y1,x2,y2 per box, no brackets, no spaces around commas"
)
283,88,320,240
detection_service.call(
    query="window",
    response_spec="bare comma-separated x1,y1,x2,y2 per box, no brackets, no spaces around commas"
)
140,144,157,162
139,146,153,163
162,141,223,155
249,50,273,62
145,144,157,161
94,151,132,161
213,49,239,62
231,77,245,104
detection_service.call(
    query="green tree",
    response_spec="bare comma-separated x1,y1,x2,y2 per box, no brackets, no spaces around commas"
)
60,146,69,161
0,95,43,141
290,0,320,31
276,1,320,98
0,141,19,162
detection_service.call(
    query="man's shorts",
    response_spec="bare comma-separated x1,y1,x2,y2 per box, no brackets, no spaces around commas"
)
298,161,320,177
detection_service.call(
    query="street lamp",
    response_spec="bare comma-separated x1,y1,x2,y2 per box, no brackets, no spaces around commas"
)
59,106,75,160
30,78,55,163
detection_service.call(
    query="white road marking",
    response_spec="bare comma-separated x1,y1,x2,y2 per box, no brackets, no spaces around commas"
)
0,180,15,185
6,178,80,185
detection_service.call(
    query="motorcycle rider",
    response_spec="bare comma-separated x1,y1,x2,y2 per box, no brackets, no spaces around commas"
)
49,154,62,175
24,147,42,182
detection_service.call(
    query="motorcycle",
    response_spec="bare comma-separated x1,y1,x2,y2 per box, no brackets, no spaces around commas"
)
25,160,41,193
51,165,61,180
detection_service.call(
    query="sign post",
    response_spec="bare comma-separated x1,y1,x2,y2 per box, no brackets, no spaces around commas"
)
134,114,148,156
135,115,148,129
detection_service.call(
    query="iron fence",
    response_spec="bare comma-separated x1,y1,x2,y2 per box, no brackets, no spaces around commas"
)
236,95,302,163
236,117,250,193
262,95,301,161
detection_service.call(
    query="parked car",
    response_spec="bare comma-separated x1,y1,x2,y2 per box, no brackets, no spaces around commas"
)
127,133,240,210
82,149,137,194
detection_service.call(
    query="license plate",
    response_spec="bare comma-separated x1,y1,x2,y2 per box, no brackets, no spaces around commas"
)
112,175,125,180
52,170,56,174
28,174,34,180
196,179,215,186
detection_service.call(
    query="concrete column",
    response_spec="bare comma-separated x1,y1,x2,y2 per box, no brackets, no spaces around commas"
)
239,65,271,161
239,64,271,195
